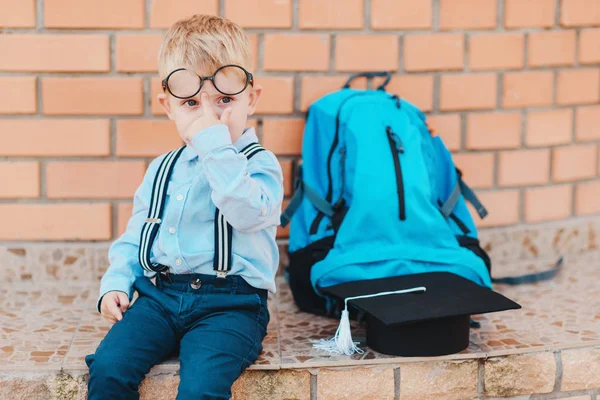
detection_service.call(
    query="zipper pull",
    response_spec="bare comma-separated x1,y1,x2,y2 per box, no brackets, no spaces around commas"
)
386,127,404,153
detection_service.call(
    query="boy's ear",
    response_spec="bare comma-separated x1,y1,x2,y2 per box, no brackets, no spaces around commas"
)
157,93,175,120
246,84,262,116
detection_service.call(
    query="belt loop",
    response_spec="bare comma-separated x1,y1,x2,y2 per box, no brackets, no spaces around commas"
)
162,270,172,284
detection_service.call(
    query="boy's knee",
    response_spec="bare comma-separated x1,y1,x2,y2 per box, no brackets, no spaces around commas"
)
86,352,140,384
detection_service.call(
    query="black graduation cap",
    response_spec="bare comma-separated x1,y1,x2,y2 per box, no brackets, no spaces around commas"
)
312,272,521,357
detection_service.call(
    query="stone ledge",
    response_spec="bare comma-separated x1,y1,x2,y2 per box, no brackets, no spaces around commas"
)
2,217,600,399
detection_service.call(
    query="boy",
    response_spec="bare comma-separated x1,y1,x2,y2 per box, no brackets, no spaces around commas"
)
85,14,284,400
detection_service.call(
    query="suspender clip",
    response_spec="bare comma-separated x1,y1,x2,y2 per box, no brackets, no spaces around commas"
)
145,218,162,224
216,271,228,279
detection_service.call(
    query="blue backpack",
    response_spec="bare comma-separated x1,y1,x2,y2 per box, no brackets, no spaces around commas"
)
281,72,508,316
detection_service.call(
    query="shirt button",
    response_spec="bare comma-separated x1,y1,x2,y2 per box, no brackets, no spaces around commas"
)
261,209,267,216
175,258,182,266
168,227,176,234
176,194,184,201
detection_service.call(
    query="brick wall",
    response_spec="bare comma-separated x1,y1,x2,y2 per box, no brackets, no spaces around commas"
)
0,0,599,241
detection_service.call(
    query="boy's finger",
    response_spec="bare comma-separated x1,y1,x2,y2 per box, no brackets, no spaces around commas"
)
107,301,123,321
201,93,214,117
220,108,232,125
117,292,130,312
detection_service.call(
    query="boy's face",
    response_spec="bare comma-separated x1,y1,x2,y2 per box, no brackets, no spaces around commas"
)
157,66,261,143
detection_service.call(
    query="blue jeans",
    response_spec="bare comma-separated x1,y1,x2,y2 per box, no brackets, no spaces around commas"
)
85,273,269,400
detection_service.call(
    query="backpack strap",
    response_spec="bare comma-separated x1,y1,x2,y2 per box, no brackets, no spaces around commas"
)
281,165,334,228
213,142,265,278
139,142,265,277
440,168,488,219
139,146,186,272
491,257,563,285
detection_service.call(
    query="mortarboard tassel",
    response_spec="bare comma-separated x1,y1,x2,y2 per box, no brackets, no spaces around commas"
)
312,286,427,355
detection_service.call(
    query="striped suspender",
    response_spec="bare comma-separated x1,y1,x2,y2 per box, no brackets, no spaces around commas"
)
139,146,186,272
213,142,265,277
139,142,266,277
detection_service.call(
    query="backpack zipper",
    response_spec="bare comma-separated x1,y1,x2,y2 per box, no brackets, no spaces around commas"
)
386,126,406,221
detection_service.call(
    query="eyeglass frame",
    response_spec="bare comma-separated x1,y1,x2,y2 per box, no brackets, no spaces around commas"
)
161,64,254,99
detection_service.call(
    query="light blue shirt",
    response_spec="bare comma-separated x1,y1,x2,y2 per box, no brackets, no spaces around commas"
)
97,125,284,312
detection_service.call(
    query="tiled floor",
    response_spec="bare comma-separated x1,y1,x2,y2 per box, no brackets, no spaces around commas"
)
0,216,599,372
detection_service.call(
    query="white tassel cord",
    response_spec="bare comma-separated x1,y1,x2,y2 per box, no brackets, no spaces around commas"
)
311,286,427,356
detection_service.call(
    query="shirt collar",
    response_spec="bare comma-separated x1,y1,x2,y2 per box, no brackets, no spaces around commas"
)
178,126,258,163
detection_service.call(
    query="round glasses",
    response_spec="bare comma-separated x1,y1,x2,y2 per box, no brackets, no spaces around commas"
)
161,64,254,99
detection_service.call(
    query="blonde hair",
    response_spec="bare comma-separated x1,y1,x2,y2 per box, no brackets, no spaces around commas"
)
158,15,253,79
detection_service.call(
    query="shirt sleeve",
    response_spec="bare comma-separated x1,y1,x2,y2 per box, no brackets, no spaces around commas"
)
96,156,163,313
190,124,284,233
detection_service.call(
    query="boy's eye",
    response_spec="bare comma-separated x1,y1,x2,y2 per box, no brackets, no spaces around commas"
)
221,97,234,104
184,99,198,107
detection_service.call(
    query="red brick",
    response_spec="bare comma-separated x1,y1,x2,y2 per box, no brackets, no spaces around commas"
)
224,0,292,28
579,29,600,64
404,34,464,72
300,76,367,111
45,0,144,28
0,162,39,198
557,69,600,105
469,33,524,71
576,181,600,216
385,75,434,112
116,34,162,72
525,185,573,223
264,34,330,72
0,120,110,156
0,0,35,27
262,119,304,155
528,31,576,67
440,0,497,30
502,71,553,109
427,114,461,151
335,35,398,72
280,160,293,197
248,34,260,73
117,202,133,237
452,153,494,188
149,0,218,28
0,34,109,72
466,112,521,150
552,145,597,181
47,162,146,199
300,0,363,29
0,77,36,114
526,109,573,147
440,74,497,111
371,0,432,29
505,0,555,29
474,190,520,228
255,77,294,114
576,105,600,142
498,149,550,186
42,78,143,115
0,204,111,240
117,120,183,157
560,0,600,27
277,199,291,238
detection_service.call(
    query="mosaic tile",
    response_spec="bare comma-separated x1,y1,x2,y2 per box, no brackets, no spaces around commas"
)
480,216,600,266
277,250,600,367
0,282,89,368
2,216,600,373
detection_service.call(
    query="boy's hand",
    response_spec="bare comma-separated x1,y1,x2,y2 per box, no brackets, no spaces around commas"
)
100,291,130,324
176,92,233,145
